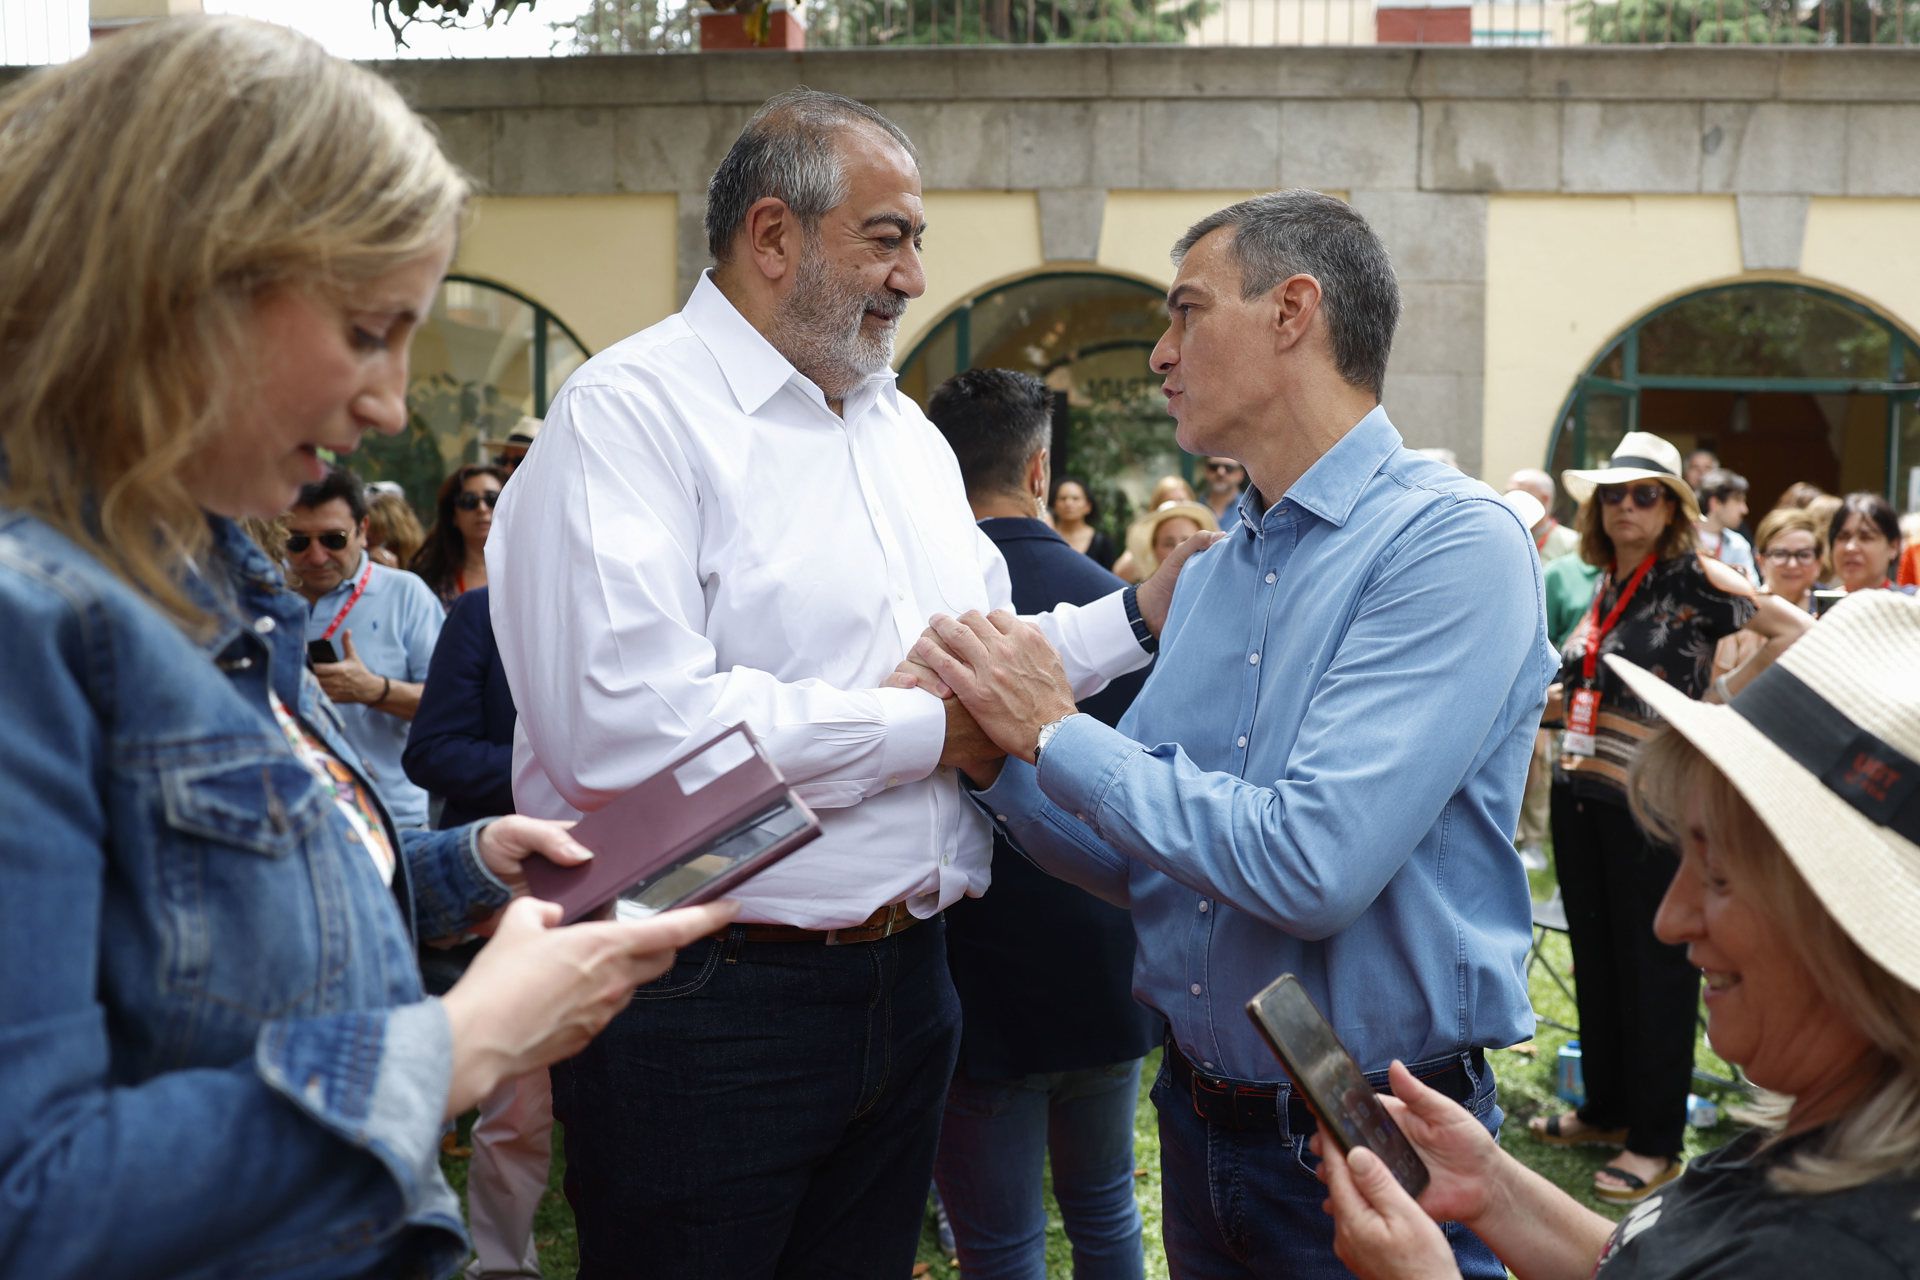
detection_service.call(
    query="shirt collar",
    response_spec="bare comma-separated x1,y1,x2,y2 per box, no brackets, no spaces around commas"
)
1259,404,1402,531
682,270,901,417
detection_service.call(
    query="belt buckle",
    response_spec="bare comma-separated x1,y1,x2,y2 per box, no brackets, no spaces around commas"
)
823,901,908,946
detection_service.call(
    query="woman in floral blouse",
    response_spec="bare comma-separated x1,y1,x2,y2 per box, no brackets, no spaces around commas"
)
1529,433,1808,1204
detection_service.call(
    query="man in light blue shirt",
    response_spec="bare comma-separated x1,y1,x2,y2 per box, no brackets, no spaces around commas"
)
906,191,1558,1279
288,467,445,828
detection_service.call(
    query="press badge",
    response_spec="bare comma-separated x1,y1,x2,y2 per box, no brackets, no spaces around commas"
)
1563,688,1601,758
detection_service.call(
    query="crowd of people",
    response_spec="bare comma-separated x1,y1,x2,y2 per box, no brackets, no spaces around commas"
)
2,15,1919,1280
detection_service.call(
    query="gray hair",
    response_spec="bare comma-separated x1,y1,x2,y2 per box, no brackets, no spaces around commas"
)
704,88,916,264
1172,190,1400,399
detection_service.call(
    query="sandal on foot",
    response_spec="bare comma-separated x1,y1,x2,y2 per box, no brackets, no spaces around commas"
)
1529,1113,1629,1149
1593,1158,1682,1205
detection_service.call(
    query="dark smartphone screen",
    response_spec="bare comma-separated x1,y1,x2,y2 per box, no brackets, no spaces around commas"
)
1246,974,1430,1198
307,638,338,666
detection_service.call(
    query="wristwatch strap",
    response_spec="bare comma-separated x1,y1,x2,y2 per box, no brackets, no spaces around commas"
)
1122,584,1158,654
1035,713,1077,765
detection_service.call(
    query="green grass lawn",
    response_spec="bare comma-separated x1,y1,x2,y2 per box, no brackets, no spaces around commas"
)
443,860,1742,1278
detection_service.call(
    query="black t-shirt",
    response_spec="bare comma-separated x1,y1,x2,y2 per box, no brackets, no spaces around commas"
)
1594,1129,1920,1278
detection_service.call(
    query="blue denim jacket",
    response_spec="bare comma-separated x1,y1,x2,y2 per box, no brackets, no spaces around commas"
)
0,511,510,1278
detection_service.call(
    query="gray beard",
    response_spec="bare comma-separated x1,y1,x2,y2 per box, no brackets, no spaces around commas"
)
772,245,902,401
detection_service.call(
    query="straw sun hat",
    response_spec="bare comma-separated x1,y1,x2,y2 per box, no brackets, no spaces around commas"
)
1561,431,1703,525
1607,589,1920,990
1126,500,1220,577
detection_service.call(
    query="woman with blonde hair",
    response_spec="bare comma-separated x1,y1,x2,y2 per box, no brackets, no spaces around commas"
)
1111,499,1218,584
366,485,428,569
0,19,730,1277
1317,591,1920,1280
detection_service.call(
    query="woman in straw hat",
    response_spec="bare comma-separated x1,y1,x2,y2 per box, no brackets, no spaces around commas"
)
0,19,731,1276
1315,590,1920,1280
1112,498,1220,584
1531,433,1810,1203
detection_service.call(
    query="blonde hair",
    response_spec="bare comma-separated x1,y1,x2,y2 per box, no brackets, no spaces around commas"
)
1630,731,1920,1196
365,492,427,570
0,17,469,630
1753,505,1823,557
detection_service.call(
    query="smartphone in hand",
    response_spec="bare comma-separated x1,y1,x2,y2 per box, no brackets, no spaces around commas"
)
1247,974,1431,1198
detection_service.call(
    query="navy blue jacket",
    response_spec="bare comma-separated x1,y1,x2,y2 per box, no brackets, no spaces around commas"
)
946,518,1160,1079
403,587,518,829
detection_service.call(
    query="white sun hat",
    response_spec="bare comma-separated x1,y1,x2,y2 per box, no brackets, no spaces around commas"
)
1562,431,1702,524
1606,589,1920,991
1502,489,1547,533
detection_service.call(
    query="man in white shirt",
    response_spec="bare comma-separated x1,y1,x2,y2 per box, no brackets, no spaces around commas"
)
488,89,1179,1277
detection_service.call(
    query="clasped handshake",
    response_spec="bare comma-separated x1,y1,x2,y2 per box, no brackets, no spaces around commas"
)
885,528,1223,788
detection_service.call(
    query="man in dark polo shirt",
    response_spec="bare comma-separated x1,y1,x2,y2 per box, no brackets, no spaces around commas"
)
924,367,1159,1278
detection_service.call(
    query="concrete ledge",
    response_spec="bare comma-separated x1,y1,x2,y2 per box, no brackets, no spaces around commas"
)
364,47,1920,114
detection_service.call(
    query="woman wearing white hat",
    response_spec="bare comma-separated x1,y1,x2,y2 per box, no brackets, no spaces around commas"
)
1314,590,1920,1279
1532,433,1810,1203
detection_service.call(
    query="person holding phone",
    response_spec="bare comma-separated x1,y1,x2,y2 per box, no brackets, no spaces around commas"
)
1317,592,1920,1280
286,463,447,829
0,20,733,1278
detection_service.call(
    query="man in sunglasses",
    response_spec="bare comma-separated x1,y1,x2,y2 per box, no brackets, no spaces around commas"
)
286,465,445,828
1200,454,1247,529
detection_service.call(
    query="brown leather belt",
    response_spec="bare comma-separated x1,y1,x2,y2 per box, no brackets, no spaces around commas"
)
711,900,924,946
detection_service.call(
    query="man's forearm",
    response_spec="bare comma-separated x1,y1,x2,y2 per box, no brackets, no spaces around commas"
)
372,679,424,722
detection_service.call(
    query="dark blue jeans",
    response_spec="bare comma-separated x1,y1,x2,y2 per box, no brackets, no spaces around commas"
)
932,1059,1147,1280
1154,1050,1506,1280
551,918,962,1279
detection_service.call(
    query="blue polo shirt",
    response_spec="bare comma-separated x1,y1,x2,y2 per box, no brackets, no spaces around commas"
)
978,407,1557,1080
303,552,444,828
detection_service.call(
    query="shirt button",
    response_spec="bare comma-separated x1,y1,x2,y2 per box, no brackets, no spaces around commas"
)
1203,1060,1216,1071
1198,900,1210,913
1265,572,1277,584
1248,652,1260,665
886,776,899,787
994,813,1008,823
1189,982,1203,996
253,616,276,634
1236,735,1248,748
1076,812,1087,822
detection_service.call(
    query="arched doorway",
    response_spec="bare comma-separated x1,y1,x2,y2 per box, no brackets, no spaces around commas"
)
357,275,591,512
1547,283,1920,519
899,271,1184,531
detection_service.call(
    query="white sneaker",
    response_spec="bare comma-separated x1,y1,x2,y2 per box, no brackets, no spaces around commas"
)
1517,845,1548,872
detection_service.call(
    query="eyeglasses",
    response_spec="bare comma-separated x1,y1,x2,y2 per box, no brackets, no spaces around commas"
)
493,455,519,470
285,531,351,553
455,490,501,512
1597,483,1669,510
1205,461,1243,474
1763,547,1819,565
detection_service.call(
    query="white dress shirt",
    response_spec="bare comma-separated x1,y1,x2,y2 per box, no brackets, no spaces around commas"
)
488,273,1147,928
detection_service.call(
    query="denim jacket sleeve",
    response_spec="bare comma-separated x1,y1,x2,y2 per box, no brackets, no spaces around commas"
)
0,542,466,1279
404,823,512,943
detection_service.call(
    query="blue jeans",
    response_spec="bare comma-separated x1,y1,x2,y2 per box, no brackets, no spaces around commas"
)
1154,1050,1506,1280
932,1059,1148,1280
551,918,962,1279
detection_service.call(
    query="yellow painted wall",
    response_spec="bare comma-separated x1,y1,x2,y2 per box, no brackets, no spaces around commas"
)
1482,194,1920,489
454,195,678,354
91,0,201,18
1096,190,1274,288
897,191,1045,355
1800,199,1920,348
1481,196,1743,486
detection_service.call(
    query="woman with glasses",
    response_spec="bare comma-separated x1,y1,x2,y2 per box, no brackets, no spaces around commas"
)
1529,434,1808,1205
1752,506,1826,613
412,463,506,607
0,20,732,1276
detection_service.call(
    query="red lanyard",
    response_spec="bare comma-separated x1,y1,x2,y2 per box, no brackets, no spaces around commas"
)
319,560,373,642
1534,520,1553,552
1581,555,1655,685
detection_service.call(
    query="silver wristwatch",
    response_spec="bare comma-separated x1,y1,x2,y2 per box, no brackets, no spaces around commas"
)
1034,714,1078,765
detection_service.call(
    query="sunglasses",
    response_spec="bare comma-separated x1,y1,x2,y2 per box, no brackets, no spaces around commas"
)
1205,461,1243,474
492,455,519,470
285,530,351,553
456,490,501,512
1597,483,1670,510
1763,547,1819,565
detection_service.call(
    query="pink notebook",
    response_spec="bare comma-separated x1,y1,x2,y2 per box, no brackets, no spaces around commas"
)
523,724,820,924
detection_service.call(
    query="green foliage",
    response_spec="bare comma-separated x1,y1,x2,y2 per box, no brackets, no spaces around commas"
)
807,0,1214,45
372,0,541,44
1064,398,1188,545
1575,0,1918,44
549,0,699,51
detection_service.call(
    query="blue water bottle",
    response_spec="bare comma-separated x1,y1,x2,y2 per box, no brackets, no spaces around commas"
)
1555,1040,1586,1106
